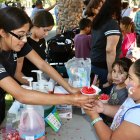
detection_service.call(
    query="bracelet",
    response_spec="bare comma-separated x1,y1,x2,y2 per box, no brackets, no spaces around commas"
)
91,117,103,126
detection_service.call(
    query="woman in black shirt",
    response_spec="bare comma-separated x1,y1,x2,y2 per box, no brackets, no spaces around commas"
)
0,7,93,124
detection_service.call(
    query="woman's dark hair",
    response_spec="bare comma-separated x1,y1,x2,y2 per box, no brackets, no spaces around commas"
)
85,0,102,17
120,16,135,33
32,11,54,27
122,2,129,10
92,0,121,29
112,57,132,73
83,0,90,6
133,59,140,81
0,7,32,32
79,18,92,30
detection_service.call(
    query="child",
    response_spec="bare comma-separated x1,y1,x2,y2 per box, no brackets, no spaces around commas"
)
108,58,132,105
74,18,92,59
102,58,132,125
15,10,54,83
120,16,136,58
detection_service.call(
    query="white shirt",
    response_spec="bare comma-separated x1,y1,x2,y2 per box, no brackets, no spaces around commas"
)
110,97,140,130
121,8,132,17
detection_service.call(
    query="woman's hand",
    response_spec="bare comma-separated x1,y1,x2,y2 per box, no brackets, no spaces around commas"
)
93,100,104,113
84,100,105,119
84,109,99,119
72,93,95,110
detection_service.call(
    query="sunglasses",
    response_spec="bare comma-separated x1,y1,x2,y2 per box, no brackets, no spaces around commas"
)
8,31,32,41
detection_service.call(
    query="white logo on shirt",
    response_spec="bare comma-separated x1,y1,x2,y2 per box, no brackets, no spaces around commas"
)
40,44,43,47
0,68,6,73
13,53,17,61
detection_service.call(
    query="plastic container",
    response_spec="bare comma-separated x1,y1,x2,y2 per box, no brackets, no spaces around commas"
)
21,77,44,118
8,100,22,122
31,70,46,90
5,113,16,130
18,105,45,140
31,70,55,93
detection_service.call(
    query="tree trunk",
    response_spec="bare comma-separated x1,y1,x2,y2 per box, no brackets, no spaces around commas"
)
56,0,83,33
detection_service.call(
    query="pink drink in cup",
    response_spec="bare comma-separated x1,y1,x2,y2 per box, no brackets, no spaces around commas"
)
99,93,110,103
81,86,97,96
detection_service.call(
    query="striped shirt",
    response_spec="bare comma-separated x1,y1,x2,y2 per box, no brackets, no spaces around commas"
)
91,19,122,68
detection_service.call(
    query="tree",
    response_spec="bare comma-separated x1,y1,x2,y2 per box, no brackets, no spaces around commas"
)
0,0,5,2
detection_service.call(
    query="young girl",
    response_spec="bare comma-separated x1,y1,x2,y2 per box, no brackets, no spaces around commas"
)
108,58,132,105
85,58,140,140
24,11,54,82
102,58,132,124
0,7,93,124
120,16,136,58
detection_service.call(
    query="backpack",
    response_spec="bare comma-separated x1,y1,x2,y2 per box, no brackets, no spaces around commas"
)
47,34,74,64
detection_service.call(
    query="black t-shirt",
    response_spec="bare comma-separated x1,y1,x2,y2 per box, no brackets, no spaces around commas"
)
91,19,122,69
22,37,47,81
0,43,32,95
0,43,32,79
0,43,32,124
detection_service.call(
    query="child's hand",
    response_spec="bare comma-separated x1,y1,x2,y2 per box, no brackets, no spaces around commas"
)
103,82,111,88
95,79,100,87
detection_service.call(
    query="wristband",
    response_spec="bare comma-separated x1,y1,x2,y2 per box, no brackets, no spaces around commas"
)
91,117,102,126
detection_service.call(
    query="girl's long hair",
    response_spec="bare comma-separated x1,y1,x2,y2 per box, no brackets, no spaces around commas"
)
120,16,135,33
92,0,121,29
